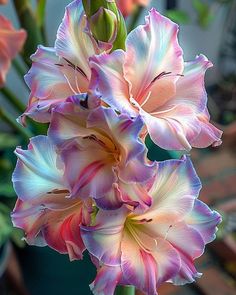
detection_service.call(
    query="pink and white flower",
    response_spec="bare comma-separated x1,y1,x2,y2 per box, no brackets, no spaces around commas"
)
23,0,101,123
48,99,155,211
89,8,222,151
81,156,221,294
11,136,90,261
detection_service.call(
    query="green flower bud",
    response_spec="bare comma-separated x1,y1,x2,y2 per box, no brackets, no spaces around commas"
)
90,7,117,43
82,0,127,51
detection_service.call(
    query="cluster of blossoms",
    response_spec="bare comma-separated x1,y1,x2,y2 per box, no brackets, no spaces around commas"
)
11,1,222,294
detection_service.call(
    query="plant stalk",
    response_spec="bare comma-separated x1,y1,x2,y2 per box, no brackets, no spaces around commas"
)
1,87,25,114
115,285,135,295
0,108,32,140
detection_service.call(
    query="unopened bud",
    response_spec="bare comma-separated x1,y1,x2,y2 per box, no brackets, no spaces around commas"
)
90,7,117,43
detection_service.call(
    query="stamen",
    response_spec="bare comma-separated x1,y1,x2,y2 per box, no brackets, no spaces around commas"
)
126,222,154,254
140,91,152,108
164,225,173,240
63,73,78,95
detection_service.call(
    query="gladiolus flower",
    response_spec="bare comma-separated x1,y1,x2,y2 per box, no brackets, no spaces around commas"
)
81,156,221,294
117,0,150,17
23,0,102,123
11,136,89,261
90,8,222,151
0,15,26,87
48,97,155,210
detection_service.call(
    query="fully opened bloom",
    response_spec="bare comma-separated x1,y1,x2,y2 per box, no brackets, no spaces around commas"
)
90,8,222,151
81,156,221,294
48,98,155,211
0,15,26,87
23,0,102,123
11,135,90,261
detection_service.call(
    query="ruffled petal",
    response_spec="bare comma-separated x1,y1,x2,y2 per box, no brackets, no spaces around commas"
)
81,207,128,266
190,108,222,148
185,199,221,244
121,229,180,294
140,105,201,151
12,136,65,201
24,46,74,100
55,0,98,79
12,195,86,261
134,156,201,223
164,222,204,285
61,140,117,199
90,264,122,295
89,51,135,116
124,8,183,108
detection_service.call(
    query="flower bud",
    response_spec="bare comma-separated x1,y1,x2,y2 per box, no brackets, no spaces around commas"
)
90,7,117,43
82,0,127,50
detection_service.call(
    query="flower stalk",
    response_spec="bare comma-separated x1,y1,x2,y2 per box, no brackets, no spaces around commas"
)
115,285,135,295
13,0,43,66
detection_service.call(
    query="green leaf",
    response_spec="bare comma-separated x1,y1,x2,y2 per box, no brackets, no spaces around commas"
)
11,228,25,248
0,133,19,150
36,0,47,27
0,204,12,247
166,10,190,24
0,183,15,198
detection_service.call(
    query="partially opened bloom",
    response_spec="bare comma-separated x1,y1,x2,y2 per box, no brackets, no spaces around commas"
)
48,98,155,210
23,0,102,123
81,156,221,294
117,0,150,17
90,8,222,151
0,15,26,87
11,135,90,261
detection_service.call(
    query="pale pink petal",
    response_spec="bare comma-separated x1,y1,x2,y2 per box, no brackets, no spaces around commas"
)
12,195,86,261
164,222,204,285
81,207,128,266
90,264,122,295
12,136,65,201
24,46,74,100
121,229,180,294
55,0,99,80
61,141,117,200
0,15,26,86
190,108,223,148
87,107,155,183
124,8,183,108
140,105,201,151
185,199,221,244
133,156,201,223
89,51,135,116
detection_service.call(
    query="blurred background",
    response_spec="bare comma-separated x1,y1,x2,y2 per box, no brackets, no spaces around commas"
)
0,0,236,294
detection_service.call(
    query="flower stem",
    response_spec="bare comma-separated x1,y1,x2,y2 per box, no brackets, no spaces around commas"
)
115,285,135,295
12,58,27,79
0,87,26,114
0,108,32,140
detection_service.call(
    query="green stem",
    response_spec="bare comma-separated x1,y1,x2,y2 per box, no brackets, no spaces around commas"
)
1,87,26,114
12,58,27,79
13,0,43,66
0,108,32,140
115,285,135,295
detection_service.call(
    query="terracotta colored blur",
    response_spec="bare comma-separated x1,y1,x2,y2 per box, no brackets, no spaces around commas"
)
0,15,26,87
